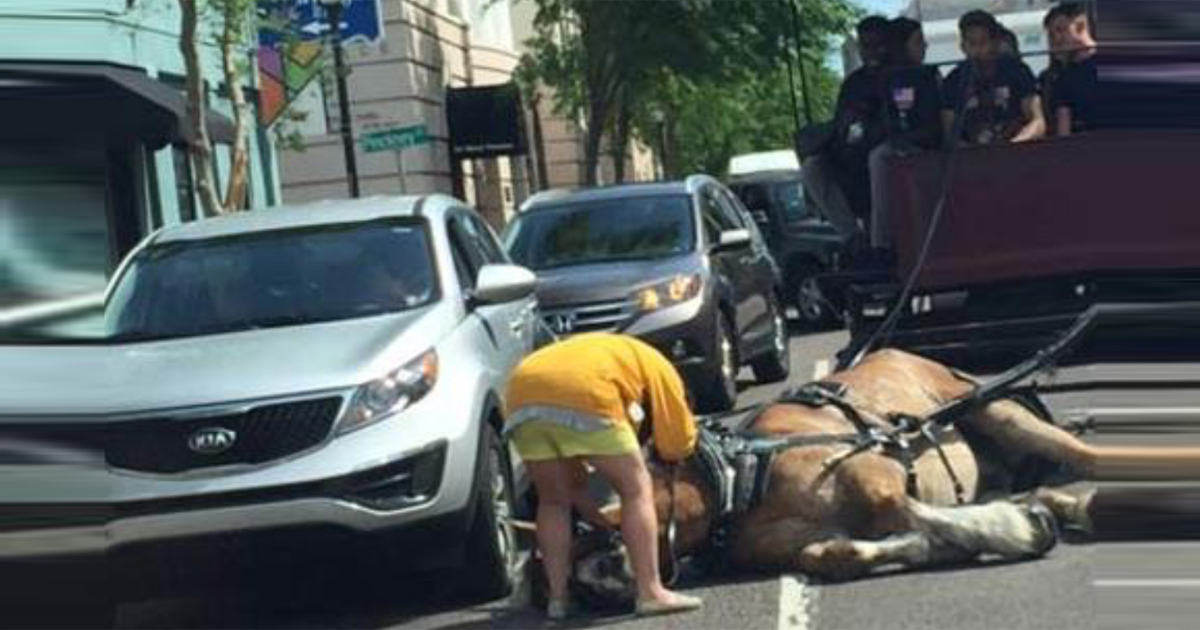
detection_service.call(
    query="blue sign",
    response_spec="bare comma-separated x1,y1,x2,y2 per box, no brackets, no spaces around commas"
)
259,0,384,47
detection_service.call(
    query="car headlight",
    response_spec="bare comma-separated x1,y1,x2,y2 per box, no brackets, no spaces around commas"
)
634,274,702,312
341,350,438,434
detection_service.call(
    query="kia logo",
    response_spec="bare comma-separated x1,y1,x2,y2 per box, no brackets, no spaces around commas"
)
547,313,576,335
188,427,237,455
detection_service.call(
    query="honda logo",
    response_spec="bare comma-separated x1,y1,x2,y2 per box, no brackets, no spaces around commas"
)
547,313,577,335
188,427,237,455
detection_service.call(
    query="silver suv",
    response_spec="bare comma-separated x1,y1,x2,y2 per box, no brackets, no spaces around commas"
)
0,196,537,601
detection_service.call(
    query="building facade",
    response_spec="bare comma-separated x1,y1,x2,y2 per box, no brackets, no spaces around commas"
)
0,0,279,336
278,0,657,230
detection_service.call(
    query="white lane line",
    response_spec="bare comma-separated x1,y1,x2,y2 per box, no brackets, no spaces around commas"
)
1094,579,1200,588
777,575,812,630
812,359,832,380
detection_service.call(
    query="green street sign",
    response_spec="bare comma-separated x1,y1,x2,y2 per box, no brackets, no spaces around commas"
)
361,125,430,153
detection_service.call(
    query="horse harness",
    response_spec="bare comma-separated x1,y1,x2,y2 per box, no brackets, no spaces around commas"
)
683,381,969,564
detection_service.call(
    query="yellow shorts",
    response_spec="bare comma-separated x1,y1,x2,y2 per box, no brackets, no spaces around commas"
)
509,420,639,462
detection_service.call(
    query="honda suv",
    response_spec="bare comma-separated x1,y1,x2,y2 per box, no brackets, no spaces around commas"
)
0,196,537,613
503,176,790,412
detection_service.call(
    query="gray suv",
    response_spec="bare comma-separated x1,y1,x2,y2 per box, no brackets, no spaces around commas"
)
0,196,537,611
503,175,790,412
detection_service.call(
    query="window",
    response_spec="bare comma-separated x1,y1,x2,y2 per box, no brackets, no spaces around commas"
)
172,145,197,223
699,188,734,244
106,220,438,340
0,145,112,311
465,214,508,264
448,215,488,290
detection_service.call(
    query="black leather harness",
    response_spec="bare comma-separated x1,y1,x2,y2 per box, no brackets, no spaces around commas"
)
689,381,969,567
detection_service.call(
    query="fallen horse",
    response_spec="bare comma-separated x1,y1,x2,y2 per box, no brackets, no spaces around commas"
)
562,305,1200,604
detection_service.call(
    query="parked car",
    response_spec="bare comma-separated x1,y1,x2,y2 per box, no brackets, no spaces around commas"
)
503,175,790,413
728,169,848,328
0,195,538,609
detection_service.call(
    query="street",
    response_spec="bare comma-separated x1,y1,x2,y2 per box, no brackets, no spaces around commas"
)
108,328,1200,630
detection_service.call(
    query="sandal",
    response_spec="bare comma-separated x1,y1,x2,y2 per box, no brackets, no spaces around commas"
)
546,598,571,621
635,594,703,617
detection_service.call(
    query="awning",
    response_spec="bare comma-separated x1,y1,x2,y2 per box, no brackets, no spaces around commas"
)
0,62,236,148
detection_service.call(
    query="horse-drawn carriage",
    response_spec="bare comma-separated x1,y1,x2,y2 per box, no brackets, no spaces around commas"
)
837,3,1200,370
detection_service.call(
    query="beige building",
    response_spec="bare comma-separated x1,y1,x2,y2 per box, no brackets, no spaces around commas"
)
278,0,656,230
279,0,525,228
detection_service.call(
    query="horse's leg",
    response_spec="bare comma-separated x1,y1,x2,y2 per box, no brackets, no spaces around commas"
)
964,399,1200,482
797,498,1058,581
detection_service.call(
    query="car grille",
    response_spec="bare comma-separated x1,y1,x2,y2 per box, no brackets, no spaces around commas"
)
3,397,344,475
542,298,637,335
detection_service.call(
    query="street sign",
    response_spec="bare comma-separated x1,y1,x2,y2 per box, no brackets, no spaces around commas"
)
361,124,430,153
258,0,384,47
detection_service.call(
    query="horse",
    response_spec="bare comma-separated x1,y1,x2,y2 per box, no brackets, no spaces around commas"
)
568,349,1200,603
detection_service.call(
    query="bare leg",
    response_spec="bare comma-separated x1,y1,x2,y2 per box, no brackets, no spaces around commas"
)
526,459,575,603
588,454,698,609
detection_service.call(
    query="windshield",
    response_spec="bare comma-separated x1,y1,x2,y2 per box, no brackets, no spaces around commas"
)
504,195,695,270
105,220,438,341
732,181,812,224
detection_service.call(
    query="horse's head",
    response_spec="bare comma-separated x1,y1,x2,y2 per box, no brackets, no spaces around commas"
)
570,453,718,607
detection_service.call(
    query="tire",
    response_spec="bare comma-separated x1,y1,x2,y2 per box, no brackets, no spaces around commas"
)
750,298,791,383
696,310,738,413
794,273,833,330
461,424,520,601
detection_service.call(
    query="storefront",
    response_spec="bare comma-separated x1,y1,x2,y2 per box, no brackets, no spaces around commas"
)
0,2,280,339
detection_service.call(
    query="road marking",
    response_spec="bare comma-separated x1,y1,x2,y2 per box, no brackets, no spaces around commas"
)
812,359,832,380
777,575,812,630
1094,579,1200,588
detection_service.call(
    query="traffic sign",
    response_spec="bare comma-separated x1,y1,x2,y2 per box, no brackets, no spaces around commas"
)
259,0,384,47
361,124,430,153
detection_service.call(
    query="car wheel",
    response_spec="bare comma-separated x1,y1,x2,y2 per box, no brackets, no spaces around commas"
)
697,311,738,413
750,298,791,383
461,424,520,601
794,275,832,329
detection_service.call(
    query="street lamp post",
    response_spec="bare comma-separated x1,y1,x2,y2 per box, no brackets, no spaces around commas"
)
650,109,668,180
321,0,360,198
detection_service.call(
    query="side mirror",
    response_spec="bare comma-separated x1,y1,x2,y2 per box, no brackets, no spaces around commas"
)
473,264,538,305
750,209,771,225
713,228,752,252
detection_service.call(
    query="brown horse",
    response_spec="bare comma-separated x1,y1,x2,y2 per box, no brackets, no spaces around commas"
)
570,349,1200,599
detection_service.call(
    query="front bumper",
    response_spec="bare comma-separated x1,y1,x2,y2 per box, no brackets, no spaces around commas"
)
0,441,465,561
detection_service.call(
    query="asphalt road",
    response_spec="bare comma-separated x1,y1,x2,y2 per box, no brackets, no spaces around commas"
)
107,328,1200,630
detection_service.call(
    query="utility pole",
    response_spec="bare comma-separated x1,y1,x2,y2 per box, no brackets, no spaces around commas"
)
323,0,360,198
786,0,814,127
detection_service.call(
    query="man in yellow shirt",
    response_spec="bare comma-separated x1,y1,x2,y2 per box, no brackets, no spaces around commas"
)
505,332,702,619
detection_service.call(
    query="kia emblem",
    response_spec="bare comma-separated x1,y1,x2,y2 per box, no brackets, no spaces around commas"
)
188,427,237,455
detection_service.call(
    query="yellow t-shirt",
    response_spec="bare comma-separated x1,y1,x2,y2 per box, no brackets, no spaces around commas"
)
504,332,698,463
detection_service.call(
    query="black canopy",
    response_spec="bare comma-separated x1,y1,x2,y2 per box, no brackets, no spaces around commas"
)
0,62,236,148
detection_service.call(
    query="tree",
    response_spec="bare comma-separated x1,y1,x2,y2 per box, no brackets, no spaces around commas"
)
178,0,256,216
520,0,857,185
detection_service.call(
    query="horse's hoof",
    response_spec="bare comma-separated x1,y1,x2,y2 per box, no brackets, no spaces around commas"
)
1021,499,1061,557
800,540,870,582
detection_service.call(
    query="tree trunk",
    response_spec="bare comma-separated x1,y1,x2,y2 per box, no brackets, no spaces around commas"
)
179,0,224,217
583,98,606,187
611,103,631,183
220,6,251,211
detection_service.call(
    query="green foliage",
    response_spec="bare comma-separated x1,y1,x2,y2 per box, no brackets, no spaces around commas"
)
518,0,858,182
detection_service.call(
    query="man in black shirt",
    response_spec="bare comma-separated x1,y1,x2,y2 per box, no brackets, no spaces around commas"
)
1045,2,1098,135
942,10,1045,147
801,16,890,250
869,17,942,251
